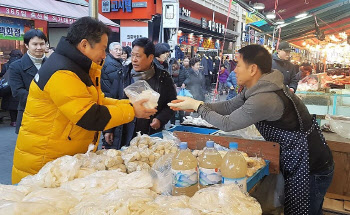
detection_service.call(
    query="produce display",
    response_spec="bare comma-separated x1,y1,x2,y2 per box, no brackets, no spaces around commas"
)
122,133,178,173
0,134,264,214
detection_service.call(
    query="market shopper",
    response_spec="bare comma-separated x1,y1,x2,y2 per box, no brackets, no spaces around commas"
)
121,46,131,66
169,44,334,214
226,70,237,100
8,29,47,134
183,57,206,101
104,37,177,149
101,42,123,98
177,56,190,87
11,17,157,184
153,43,170,71
218,65,229,95
0,49,22,127
272,41,299,92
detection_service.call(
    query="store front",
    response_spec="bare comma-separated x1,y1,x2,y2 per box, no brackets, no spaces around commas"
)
0,0,119,67
100,0,162,43
0,16,34,65
177,3,235,58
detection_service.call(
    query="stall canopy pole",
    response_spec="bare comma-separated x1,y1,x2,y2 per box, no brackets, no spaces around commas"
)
89,0,98,19
213,0,233,102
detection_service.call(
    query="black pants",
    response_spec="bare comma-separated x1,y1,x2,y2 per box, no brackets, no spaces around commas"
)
9,110,17,122
205,75,211,93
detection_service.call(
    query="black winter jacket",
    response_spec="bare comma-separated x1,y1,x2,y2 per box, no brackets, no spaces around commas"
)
101,53,123,97
173,66,190,87
272,52,299,91
134,63,177,135
8,53,46,133
0,56,20,111
105,63,177,148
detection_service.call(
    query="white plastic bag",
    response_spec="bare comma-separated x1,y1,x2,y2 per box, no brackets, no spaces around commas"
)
189,184,262,215
124,80,160,109
326,114,350,139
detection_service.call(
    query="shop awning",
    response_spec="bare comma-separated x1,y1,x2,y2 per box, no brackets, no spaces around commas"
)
0,0,119,28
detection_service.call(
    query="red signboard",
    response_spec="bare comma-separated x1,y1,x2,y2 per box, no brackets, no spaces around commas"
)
0,6,76,24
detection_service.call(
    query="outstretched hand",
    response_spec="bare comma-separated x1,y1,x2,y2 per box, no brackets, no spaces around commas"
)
168,96,203,112
133,99,157,119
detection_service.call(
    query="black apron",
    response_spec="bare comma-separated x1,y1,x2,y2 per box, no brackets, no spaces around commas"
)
255,89,327,214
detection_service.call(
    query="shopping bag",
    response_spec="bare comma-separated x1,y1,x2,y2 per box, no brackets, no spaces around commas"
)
177,88,193,98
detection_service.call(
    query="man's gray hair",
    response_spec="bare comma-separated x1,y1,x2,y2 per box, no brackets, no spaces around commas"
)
109,42,121,51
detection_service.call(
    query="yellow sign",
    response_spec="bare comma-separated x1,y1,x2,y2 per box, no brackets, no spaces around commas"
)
245,12,261,24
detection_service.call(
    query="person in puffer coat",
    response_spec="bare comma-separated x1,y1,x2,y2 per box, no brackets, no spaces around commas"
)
101,42,123,98
12,17,157,184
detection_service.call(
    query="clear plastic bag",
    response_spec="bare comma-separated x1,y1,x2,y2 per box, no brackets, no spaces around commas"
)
326,114,350,139
124,80,160,109
162,130,181,147
189,184,262,215
150,153,175,195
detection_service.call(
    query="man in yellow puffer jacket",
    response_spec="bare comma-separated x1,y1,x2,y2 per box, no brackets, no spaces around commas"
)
12,17,157,184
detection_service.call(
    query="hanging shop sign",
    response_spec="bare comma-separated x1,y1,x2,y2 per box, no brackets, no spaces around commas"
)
0,6,76,24
179,7,191,17
178,33,221,49
200,18,225,34
120,26,148,47
245,12,261,24
102,0,148,13
0,17,31,41
201,18,207,29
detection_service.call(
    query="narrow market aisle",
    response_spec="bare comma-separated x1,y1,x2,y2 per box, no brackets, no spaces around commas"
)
0,123,17,185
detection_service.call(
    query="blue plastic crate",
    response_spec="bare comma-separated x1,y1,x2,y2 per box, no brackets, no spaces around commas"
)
247,160,270,191
151,125,218,138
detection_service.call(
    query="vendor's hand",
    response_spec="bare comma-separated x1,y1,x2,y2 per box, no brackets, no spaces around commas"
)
289,88,295,93
104,133,114,145
168,99,193,112
168,96,203,112
150,118,161,130
181,83,186,89
132,99,157,119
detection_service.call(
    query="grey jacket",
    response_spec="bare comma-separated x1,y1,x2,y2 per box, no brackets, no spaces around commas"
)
198,70,285,131
271,53,298,91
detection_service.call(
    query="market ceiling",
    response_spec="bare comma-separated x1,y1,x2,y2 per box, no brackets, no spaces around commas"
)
236,0,350,45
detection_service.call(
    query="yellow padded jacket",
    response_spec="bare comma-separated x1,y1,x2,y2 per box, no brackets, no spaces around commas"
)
12,38,135,184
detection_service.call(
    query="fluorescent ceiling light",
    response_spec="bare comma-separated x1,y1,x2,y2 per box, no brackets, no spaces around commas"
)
295,12,308,19
275,19,285,25
253,3,265,10
266,11,276,19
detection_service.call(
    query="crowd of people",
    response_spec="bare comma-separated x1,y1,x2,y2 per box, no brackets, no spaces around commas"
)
0,27,325,149
0,17,334,214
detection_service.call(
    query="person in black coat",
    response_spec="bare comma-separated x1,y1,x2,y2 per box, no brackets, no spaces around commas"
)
154,43,170,71
213,56,220,83
0,50,22,126
183,57,206,101
272,41,299,92
103,38,176,149
101,42,123,98
8,29,47,133
178,56,190,87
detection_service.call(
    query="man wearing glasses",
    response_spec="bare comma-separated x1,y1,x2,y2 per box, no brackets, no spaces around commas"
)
272,41,299,92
